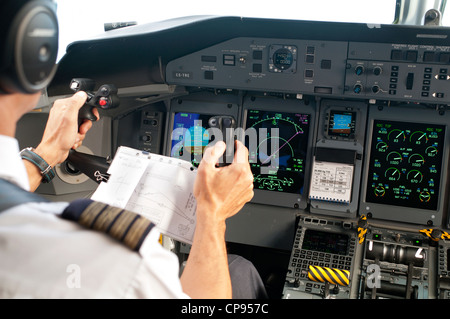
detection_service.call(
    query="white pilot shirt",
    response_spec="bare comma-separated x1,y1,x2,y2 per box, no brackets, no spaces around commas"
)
0,135,190,298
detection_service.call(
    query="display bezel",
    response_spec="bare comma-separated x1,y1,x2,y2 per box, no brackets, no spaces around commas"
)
365,119,445,211
359,105,449,226
327,110,357,138
170,112,215,167
245,109,310,195
166,97,239,165
242,96,316,209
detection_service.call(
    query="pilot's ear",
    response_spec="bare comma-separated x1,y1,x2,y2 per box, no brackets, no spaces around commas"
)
0,0,58,94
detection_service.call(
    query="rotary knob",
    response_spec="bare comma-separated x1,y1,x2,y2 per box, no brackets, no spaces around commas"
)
355,65,364,76
373,66,382,76
353,83,363,94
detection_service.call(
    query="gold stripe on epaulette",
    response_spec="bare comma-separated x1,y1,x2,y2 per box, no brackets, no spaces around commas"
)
93,205,123,232
109,209,137,240
79,201,108,227
83,202,141,245
123,216,153,250
63,200,154,251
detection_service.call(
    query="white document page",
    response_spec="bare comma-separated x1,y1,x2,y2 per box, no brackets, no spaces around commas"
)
91,146,198,244
309,161,354,204
91,147,151,208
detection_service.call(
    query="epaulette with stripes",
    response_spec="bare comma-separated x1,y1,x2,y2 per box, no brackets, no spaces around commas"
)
61,198,154,252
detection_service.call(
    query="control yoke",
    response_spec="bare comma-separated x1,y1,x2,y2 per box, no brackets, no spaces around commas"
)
208,115,236,167
66,78,119,183
70,78,119,124
67,149,111,184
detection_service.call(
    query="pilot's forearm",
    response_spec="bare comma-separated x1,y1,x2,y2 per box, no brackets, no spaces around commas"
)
23,92,93,192
180,217,232,299
180,141,253,298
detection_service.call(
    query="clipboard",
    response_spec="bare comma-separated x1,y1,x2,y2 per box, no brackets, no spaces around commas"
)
91,146,198,244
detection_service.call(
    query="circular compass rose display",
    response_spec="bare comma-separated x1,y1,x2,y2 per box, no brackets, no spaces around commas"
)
245,109,310,194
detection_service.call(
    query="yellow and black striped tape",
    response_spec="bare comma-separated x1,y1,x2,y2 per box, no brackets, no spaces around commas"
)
357,214,368,244
307,265,350,286
419,228,450,242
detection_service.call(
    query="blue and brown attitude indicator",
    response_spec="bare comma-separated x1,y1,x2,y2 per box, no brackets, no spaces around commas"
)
307,265,350,286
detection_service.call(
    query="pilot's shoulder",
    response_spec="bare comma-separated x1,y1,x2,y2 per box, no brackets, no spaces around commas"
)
62,198,155,252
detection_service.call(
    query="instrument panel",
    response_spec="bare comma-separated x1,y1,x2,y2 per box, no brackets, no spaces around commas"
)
47,16,450,299
163,30,449,299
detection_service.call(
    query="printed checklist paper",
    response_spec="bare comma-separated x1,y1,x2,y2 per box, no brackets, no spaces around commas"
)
309,161,354,204
91,146,197,244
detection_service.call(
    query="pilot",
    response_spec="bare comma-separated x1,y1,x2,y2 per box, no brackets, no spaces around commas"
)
0,0,267,299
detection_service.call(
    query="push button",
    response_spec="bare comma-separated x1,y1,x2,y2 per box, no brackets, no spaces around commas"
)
223,54,235,66
204,71,214,80
252,50,263,60
406,50,418,62
391,50,403,60
252,63,262,73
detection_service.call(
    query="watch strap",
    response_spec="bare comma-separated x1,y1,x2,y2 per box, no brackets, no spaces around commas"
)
20,147,56,183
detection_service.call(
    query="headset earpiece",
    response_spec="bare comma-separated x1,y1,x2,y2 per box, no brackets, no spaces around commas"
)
0,0,58,94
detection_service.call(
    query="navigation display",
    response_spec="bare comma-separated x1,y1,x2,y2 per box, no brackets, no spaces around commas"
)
245,109,310,194
366,120,446,210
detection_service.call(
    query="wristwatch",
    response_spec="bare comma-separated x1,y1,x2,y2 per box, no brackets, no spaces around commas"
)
20,147,56,183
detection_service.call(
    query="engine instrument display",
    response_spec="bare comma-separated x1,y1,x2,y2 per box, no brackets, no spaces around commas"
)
245,109,310,194
366,120,446,211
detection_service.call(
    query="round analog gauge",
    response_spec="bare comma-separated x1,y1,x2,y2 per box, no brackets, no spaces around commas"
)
376,141,388,152
387,129,406,143
410,131,428,145
386,151,402,165
374,185,386,197
407,170,423,183
385,167,401,181
408,153,425,168
426,146,438,158
419,191,431,202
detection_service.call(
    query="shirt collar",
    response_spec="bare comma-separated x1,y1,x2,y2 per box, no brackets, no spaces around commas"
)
0,135,30,191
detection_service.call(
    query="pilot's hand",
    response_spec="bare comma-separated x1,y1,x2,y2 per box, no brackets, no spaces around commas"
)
34,91,99,168
194,140,254,225
182,140,253,298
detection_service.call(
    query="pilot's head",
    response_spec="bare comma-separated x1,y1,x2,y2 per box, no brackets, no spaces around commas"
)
0,0,58,95
0,0,58,125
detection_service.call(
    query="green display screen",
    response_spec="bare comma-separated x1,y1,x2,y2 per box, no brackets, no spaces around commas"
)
245,109,310,194
366,119,446,211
